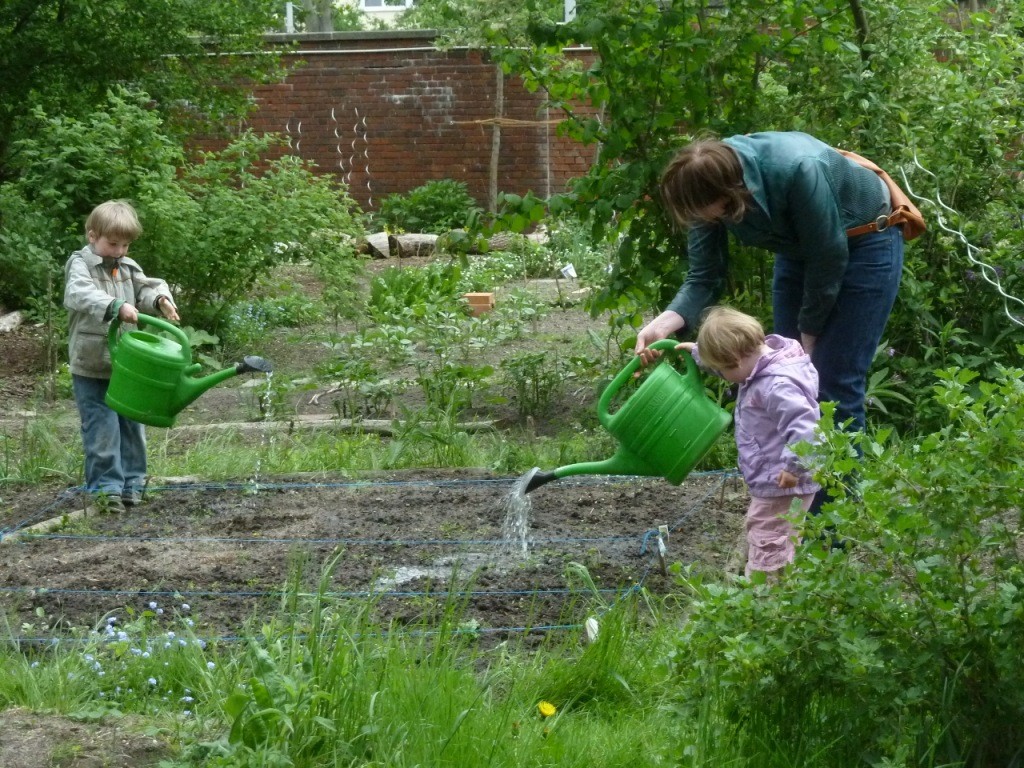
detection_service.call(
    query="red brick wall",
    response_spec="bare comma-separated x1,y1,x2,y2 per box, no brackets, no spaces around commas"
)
234,31,596,212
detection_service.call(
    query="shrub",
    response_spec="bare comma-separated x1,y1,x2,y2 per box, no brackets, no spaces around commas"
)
376,179,481,234
670,365,1024,763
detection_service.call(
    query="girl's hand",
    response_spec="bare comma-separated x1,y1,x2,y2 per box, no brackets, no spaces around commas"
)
777,470,798,489
674,341,696,353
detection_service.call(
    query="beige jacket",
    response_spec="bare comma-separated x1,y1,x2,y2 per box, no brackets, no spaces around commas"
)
63,245,175,378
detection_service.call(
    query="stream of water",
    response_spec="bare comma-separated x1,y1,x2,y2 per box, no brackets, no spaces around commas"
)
247,371,276,494
500,470,534,558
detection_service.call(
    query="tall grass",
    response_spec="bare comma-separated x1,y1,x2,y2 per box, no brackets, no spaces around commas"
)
0,412,81,486
0,555,693,768
142,420,616,481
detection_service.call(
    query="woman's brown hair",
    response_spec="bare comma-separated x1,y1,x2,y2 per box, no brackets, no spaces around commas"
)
659,140,748,227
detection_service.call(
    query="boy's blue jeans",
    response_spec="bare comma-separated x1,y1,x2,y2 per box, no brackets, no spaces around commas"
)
72,374,147,497
772,226,904,434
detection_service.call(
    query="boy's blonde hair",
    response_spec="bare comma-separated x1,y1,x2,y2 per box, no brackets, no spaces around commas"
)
85,200,142,242
696,306,765,371
660,140,749,227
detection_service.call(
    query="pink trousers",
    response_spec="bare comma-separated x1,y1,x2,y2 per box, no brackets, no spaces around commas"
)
745,493,815,577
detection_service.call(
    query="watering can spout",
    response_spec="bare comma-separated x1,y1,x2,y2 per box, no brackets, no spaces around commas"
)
523,449,659,494
238,356,273,375
174,356,275,412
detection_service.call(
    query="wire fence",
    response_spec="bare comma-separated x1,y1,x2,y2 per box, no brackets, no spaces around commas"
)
1,471,739,646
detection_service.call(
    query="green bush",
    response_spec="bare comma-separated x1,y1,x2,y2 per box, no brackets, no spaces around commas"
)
368,261,464,321
376,179,481,233
0,88,366,333
500,351,567,419
0,88,183,312
671,365,1024,764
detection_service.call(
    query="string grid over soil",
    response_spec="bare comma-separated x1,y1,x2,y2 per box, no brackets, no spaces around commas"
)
0,471,745,642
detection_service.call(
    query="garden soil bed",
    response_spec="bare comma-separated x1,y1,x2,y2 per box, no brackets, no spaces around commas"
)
0,470,746,642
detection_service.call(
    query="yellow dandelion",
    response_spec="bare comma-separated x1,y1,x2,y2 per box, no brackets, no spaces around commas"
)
537,700,556,718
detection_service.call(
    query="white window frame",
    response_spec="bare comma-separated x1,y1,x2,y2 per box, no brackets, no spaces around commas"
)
361,0,415,11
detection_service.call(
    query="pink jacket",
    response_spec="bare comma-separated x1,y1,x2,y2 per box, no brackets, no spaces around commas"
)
725,335,821,497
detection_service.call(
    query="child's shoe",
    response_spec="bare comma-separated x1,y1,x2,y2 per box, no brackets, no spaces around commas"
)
122,489,144,507
86,493,125,515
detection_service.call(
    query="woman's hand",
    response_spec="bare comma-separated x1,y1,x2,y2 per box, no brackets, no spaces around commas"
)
634,310,686,365
800,332,817,355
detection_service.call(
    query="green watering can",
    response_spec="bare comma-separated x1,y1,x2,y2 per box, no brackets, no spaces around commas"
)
105,314,273,428
523,339,731,493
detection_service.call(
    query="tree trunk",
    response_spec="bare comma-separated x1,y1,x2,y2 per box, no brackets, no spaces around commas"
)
387,233,439,258
301,0,333,32
847,0,871,62
364,232,391,258
490,66,503,213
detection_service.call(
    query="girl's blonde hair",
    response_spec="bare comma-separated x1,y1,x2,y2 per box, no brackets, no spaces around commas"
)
696,306,765,372
660,140,749,227
85,200,142,242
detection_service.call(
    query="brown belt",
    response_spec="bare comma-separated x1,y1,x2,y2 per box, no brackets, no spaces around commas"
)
846,211,902,238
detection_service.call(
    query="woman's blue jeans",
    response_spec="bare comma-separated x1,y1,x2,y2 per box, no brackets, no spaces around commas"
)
72,374,147,496
772,226,904,434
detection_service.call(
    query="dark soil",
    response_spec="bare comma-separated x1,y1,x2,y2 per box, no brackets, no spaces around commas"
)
0,470,745,641
0,321,53,403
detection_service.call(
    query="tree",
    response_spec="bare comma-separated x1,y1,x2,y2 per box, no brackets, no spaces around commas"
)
0,0,282,182
395,0,564,47
300,0,335,31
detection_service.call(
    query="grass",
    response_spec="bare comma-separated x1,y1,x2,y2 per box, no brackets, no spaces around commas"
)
0,555,689,768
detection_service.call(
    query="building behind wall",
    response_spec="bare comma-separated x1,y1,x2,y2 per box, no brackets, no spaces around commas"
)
232,30,596,213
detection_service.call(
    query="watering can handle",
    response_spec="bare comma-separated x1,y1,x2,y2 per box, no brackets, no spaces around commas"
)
108,313,192,366
597,339,698,429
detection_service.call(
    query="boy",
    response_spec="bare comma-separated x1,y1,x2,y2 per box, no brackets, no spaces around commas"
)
64,200,180,513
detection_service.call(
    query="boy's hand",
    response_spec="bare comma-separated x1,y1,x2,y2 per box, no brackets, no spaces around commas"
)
157,296,180,323
777,470,798,489
118,303,139,324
